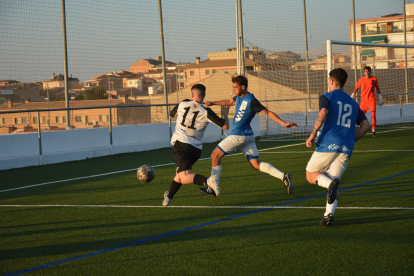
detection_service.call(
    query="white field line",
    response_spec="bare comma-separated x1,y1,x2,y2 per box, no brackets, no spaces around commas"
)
262,127,412,141
0,142,303,193
0,204,413,210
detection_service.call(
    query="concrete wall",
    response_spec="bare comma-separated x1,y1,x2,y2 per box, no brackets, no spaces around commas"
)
0,116,261,171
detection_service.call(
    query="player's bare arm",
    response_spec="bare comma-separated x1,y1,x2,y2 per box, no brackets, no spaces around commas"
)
261,109,298,128
306,108,329,147
221,105,230,130
355,119,370,142
205,99,235,107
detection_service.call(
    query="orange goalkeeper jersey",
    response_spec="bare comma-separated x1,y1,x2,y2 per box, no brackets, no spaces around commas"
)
356,76,378,103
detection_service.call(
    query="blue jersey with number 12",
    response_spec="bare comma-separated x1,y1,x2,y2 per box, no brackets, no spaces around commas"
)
316,89,360,157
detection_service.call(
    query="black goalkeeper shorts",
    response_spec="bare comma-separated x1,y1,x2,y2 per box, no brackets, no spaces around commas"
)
173,140,202,174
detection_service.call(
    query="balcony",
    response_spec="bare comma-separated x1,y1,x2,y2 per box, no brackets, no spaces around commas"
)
177,77,186,82
361,30,386,36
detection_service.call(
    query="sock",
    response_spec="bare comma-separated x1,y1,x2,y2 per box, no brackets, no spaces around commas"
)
168,180,182,199
371,111,376,130
317,174,332,189
259,162,284,180
324,199,338,216
211,165,222,184
193,174,208,186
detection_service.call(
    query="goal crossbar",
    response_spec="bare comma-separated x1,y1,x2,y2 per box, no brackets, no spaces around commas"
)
326,39,414,84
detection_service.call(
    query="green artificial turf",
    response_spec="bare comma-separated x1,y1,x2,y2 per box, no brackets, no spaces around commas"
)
1,128,413,275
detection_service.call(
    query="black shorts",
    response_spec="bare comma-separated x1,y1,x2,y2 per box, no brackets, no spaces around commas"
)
173,140,202,174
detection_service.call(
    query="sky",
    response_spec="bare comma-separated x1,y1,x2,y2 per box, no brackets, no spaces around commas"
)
0,0,408,83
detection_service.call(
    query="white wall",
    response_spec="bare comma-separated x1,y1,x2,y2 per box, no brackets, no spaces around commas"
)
0,116,261,171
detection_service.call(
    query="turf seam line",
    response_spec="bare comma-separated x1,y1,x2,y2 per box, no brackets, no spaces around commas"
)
0,142,303,194
4,168,414,276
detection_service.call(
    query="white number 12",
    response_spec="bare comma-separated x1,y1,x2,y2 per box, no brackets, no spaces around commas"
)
336,101,352,128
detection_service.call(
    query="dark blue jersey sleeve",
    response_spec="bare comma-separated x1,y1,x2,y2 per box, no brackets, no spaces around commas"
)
319,95,330,111
356,107,367,125
250,98,266,113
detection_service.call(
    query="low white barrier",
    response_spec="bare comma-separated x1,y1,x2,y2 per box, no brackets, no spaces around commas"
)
0,117,261,170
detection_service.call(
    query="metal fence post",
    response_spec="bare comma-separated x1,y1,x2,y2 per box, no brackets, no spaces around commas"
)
61,0,70,129
37,111,43,165
109,106,113,155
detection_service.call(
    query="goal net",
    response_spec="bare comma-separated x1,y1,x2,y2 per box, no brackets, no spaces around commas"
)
250,40,414,141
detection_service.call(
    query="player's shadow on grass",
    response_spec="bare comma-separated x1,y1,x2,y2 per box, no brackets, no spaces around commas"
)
338,211,410,226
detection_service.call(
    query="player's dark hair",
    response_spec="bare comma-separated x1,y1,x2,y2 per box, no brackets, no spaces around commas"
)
329,68,348,89
191,84,206,99
364,66,372,72
232,75,248,88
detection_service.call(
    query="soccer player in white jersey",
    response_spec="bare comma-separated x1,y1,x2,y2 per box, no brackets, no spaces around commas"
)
163,84,230,206
306,68,370,226
198,75,298,197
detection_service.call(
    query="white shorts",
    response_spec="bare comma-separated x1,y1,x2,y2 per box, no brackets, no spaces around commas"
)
217,135,259,161
306,152,349,180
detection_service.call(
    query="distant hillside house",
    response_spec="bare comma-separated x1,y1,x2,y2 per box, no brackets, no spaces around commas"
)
42,73,80,89
128,56,174,74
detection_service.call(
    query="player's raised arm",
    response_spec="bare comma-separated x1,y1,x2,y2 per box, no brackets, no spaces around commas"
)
261,109,298,129
169,103,179,118
205,99,235,107
306,108,328,147
206,105,230,131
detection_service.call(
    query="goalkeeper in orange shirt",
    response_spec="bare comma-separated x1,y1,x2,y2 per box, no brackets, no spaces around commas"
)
351,66,383,138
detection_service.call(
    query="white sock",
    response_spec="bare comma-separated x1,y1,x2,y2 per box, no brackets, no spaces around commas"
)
211,165,222,184
324,199,338,216
317,174,332,189
259,162,284,180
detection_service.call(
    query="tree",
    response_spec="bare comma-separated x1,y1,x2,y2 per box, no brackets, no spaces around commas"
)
75,86,107,100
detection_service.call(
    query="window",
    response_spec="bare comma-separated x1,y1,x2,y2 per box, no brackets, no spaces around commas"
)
75,116,82,122
205,70,210,75
41,117,47,123
99,115,110,122
83,116,89,123
33,117,38,124
63,116,66,123
56,117,60,123
14,117,26,124
190,71,194,76
212,69,217,74
21,117,27,125
0,118,5,124
14,118,19,124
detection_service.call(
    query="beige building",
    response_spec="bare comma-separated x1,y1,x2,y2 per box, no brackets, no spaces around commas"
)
178,47,258,89
0,97,150,134
350,3,414,69
42,73,80,89
148,69,312,124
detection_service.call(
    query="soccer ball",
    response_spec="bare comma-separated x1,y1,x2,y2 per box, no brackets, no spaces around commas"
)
137,165,155,183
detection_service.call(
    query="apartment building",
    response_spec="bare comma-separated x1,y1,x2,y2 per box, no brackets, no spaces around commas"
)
350,3,414,69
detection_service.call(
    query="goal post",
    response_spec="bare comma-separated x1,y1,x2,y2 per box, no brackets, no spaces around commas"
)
250,40,414,141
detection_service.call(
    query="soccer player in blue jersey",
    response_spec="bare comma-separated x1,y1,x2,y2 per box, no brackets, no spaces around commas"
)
306,68,370,226
198,75,298,197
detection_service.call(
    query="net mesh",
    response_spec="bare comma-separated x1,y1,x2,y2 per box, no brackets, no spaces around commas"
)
252,41,414,140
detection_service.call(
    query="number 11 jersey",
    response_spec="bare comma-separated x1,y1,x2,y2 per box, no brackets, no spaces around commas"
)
316,89,366,158
170,99,225,149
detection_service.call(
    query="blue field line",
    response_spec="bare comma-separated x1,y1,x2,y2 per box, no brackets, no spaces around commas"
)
4,169,414,276
340,194,414,197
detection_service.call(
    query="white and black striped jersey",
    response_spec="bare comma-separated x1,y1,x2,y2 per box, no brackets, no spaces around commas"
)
170,99,225,149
